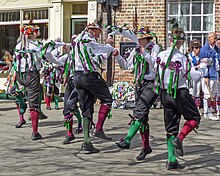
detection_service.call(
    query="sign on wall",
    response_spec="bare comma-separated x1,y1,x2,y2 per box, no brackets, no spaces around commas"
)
120,42,137,58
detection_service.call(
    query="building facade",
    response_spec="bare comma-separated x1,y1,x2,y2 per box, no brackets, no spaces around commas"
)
0,0,97,92
98,0,219,84
0,0,219,86
0,0,98,58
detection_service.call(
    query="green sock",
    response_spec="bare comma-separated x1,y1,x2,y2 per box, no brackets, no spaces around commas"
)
167,135,177,162
16,93,27,114
83,117,91,144
54,95,59,108
74,108,82,124
124,120,141,144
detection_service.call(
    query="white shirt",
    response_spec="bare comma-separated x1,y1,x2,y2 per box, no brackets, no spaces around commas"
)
73,32,114,72
157,48,201,89
14,40,42,72
14,39,66,73
115,44,160,81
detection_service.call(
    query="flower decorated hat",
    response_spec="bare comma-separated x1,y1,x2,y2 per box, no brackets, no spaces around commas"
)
136,27,153,40
20,19,40,37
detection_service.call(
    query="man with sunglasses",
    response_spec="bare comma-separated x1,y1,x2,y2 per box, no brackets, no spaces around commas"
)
199,32,220,120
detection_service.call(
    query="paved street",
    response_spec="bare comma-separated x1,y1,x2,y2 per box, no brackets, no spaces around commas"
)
0,100,220,175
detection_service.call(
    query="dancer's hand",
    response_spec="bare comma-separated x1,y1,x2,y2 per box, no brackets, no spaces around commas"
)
138,46,145,53
63,44,70,53
106,36,114,45
112,49,119,57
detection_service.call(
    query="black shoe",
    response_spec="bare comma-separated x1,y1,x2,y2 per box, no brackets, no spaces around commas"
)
136,147,152,161
39,111,48,120
81,142,100,153
55,106,60,110
116,139,130,149
93,130,112,141
62,135,75,145
75,124,83,134
15,120,26,128
46,106,52,110
31,132,42,140
172,137,184,157
166,161,185,170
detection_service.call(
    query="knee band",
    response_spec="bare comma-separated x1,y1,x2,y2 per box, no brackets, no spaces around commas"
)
207,98,212,108
217,97,220,106
194,97,201,107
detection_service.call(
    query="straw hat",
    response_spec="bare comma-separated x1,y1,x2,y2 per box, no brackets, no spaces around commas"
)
136,27,153,40
87,20,103,31
171,27,185,40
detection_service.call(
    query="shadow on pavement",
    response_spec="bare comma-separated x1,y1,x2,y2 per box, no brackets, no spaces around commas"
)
39,120,63,128
0,107,16,111
127,144,216,167
185,152,220,173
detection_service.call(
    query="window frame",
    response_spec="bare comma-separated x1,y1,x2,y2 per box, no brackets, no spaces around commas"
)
166,0,215,52
70,16,88,36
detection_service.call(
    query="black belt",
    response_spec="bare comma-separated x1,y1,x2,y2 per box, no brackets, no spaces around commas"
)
143,79,154,83
74,71,99,75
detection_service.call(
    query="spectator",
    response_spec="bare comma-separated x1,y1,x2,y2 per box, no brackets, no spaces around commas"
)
188,39,202,115
200,32,219,120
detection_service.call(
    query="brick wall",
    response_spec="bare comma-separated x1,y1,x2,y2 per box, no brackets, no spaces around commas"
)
99,1,219,84
99,0,166,84
215,1,220,34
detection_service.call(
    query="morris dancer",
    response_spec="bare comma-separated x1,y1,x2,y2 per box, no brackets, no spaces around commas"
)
43,38,83,145
111,26,160,160
13,20,65,139
72,20,115,153
42,60,62,110
156,25,201,170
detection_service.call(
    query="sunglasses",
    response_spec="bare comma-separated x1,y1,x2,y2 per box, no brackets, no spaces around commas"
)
193,47,200,49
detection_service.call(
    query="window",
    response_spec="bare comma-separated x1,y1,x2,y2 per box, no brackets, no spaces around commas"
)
0,8,49,59
72,3,88,15
23,9,48,20
167,0,214,53
71,2,88,36
35,23,48,39
71,18,87,35
0,11,20,22
0,25,20,58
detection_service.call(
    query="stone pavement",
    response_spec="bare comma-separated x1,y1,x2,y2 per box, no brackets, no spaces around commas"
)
0,100,220,176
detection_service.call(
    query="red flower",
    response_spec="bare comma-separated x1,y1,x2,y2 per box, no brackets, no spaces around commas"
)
20,27,24,33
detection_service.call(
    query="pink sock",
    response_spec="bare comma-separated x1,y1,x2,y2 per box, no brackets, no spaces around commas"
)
178,120,198,141
67,118,73,137
64,114,73,120
17,106,24,122
140,130,150,149
30,110,39,133
45,97,51,108
96,104,110,131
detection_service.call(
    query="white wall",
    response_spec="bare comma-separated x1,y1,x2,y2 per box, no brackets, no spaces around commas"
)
48,2,63,40
0,0,51,9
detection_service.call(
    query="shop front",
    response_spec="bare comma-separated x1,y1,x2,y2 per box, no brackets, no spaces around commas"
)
0,0,97,98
